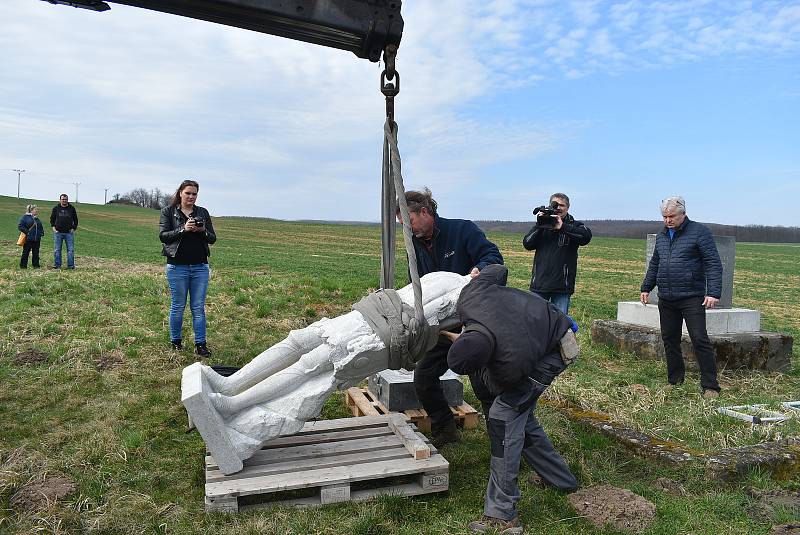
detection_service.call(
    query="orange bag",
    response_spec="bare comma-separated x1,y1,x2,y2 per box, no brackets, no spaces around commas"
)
17,231,27,246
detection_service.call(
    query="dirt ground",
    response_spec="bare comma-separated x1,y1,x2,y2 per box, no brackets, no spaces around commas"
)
13,348,49,366
568,485,656,533
10,475,76,511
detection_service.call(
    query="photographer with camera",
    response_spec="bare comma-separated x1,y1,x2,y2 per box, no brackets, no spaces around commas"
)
159,179,217,357
522,193,591,314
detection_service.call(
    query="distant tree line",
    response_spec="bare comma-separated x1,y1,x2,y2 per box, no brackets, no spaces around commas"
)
476,219,800,244
108,188,172,210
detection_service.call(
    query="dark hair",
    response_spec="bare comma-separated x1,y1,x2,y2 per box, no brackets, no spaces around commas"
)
550,192,569,206
400,187,437,216
171,179,200,206
59,193,68,200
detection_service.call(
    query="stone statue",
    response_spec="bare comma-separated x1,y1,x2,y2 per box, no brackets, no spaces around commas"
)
182,271,471,474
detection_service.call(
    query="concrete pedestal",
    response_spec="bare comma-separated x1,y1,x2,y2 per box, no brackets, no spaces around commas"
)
368,369,464,411
591,320,792,372
617,301,761,335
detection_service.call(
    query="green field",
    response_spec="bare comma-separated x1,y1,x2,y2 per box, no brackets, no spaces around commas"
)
1,195,798,534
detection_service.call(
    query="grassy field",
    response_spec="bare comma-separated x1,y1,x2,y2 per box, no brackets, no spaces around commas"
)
1,195,798,534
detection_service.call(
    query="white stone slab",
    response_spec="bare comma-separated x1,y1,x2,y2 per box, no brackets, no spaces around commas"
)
616,301,761,334
182,363,244,475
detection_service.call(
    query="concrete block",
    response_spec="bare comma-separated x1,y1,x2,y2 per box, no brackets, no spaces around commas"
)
617,301,761,334
368,369,463,411
591,320,792,372
645,234,735,309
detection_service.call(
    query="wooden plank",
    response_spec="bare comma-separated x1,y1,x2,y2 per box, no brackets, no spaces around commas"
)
320,483,351,504
206,438,410,482
253,425,392,450
206,455,449,499
238,478,447,511
205,495,238,513
386,414,430,460
346,387,381,416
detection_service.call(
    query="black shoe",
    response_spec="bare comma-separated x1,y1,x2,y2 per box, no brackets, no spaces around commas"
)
171,339,183,350
431,420,460,448
195,343,211,357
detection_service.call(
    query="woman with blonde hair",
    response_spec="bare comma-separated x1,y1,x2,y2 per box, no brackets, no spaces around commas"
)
159,180,217,356
18,204,44,269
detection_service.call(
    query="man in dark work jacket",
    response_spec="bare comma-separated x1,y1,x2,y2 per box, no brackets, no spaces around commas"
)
398,187,503,447
445,264,578,534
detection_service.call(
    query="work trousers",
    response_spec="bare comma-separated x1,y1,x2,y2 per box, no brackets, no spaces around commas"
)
20,240,41,268
658,296,720,392
484,378,577,521
414,337,495,430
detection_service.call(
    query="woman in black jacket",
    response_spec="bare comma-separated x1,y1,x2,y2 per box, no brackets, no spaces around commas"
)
159,180,217,356
18,204,44,268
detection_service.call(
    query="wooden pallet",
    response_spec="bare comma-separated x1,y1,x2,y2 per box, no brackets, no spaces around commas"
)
204,414,449,512
345,387,479,433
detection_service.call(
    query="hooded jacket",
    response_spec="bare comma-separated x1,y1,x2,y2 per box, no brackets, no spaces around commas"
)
451,264,573,392
50,203,78,233
641,218,722,300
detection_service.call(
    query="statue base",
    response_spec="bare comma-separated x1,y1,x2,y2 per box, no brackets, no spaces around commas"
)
617,301,761,335
591,320,792,372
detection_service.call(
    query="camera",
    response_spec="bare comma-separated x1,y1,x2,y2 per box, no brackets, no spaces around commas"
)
532,201,560,229
190,217,205,228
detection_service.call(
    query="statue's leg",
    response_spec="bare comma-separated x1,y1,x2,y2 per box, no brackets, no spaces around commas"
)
204,326,325,395
210,342,335,416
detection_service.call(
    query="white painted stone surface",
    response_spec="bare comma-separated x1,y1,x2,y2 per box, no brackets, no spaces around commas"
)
182,271,471,474
616,301,761,334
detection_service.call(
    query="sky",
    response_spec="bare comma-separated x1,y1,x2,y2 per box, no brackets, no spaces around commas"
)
1,0,798,226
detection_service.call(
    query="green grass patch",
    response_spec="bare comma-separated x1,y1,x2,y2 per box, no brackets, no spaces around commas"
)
0,195,797,533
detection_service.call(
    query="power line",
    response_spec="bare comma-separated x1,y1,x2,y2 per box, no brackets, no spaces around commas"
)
72,181,82,203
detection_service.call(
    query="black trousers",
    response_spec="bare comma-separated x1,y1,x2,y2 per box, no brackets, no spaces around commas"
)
658,296,720,391
414,337,495,430
20,240,41,268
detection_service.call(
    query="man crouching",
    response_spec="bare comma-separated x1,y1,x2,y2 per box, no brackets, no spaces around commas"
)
444,264,578,534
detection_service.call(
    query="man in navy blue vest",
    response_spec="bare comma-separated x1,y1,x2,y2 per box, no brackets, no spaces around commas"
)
398,188,503,446
641,196,723,398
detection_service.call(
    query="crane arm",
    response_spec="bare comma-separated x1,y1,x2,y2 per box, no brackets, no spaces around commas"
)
42,0,403,62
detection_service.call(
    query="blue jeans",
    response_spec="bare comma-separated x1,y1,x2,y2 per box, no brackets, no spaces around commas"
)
166,263,210,343
53,231,75,268
533,291,570,314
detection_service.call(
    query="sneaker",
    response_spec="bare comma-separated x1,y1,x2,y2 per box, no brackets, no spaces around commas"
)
171,340,183,351
431,420,460,448
468,515,523,534
195,342,211,357
702,389,720,399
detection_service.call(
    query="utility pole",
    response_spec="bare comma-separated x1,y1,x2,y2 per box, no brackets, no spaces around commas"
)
13,169,26,199
73,181,81,203
104,188,109,204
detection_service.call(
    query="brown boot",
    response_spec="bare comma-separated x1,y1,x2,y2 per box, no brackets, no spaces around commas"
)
431,420,460,448
467,515,524,534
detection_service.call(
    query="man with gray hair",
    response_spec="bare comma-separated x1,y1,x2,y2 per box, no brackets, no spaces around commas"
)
640,196,722,398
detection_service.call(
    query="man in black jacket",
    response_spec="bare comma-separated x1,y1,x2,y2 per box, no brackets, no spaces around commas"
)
50,193,78,269
445,264,578,534
641,196,722,398
523,193,591,314
398,188,503,447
